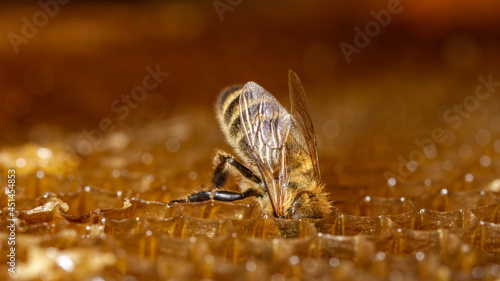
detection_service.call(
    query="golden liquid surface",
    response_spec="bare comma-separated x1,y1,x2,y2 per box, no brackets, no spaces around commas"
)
1,106,499,280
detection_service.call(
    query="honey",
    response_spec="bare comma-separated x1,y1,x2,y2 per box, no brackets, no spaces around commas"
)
1,107,499,280
1,1,500,280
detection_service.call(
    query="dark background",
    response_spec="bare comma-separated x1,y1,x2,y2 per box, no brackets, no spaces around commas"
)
2,0,499,136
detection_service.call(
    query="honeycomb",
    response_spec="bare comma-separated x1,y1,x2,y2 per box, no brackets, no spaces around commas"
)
1,103,499,280
1,1,500,281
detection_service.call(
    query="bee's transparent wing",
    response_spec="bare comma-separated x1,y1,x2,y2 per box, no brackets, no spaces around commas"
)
288,70,321,179
239,82,292,218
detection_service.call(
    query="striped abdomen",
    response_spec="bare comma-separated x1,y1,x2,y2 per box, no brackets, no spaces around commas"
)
215,85,254,167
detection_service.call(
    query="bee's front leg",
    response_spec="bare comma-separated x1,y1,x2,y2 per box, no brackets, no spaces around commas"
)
212,149,261,188
168,150,263,206
168,188,261,205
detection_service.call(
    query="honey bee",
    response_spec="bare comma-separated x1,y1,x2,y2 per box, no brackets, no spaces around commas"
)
169,70,331,219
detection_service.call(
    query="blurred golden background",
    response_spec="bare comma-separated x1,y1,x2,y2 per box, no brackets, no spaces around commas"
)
1,0,500,136
1,1,500,280
1,0,500,183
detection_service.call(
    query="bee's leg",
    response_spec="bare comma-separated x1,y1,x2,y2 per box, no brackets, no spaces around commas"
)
213,188,261,201
212,149,261,188
168,188,261,205
168,150,262,206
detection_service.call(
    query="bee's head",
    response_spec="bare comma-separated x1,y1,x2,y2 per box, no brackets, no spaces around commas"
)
285,189,331,219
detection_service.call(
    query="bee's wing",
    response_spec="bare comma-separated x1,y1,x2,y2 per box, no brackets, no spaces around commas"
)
288,70,321,180
239,82,292,218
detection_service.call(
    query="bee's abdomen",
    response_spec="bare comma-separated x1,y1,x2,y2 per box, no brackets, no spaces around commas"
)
215,85,253,163
216,85,243,125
